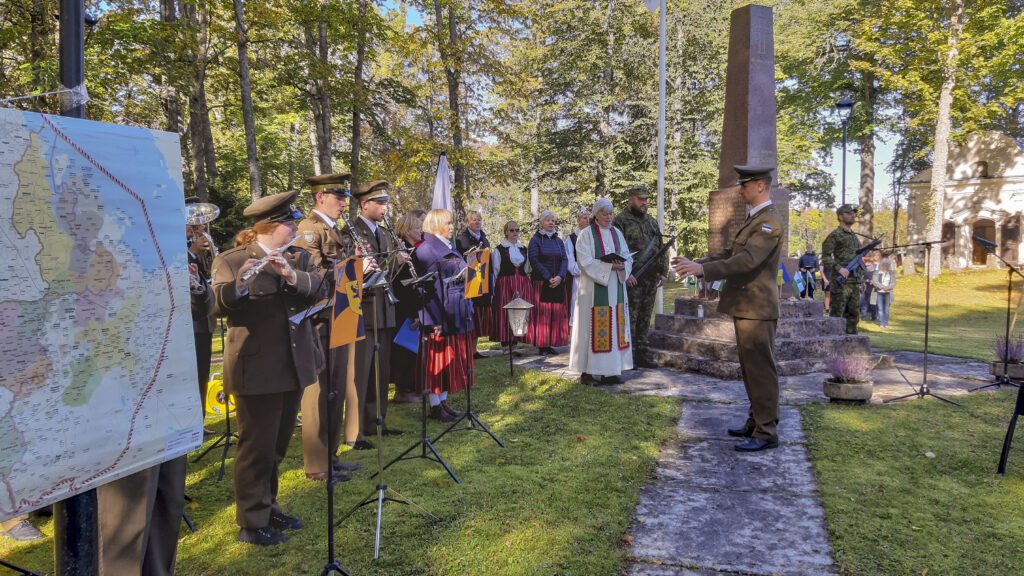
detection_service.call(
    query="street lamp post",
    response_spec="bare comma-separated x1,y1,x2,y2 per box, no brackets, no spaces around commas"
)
836,97,855,206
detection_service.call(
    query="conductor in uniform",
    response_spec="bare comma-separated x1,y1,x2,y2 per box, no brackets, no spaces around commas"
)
294,173,362,482
211,190,327,546
348,180,409,446
672,165,784,452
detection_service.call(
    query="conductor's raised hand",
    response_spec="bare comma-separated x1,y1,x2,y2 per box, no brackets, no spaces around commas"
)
672,256,703,278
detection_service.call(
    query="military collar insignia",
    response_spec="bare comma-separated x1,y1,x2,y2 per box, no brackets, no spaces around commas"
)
761,224,774,233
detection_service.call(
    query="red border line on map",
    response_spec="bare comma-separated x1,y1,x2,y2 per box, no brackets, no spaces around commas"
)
17,115,179,508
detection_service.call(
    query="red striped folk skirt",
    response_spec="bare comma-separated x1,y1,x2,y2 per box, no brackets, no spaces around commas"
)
527,280,569,348
490,273,534,343
471,300,494,341
418,332,474,395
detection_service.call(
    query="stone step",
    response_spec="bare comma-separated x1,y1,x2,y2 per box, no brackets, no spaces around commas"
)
647,331,870,363
674,297,824,319
648,348,821,379
654,314,846,340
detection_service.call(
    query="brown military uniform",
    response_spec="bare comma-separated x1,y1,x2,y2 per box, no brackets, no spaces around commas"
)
212,242,326,529
348,214,398,436
295,211,359,472
701,204,784,443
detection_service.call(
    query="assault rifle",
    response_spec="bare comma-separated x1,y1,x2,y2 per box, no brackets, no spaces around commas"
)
834,237,883,287
633,230,683,282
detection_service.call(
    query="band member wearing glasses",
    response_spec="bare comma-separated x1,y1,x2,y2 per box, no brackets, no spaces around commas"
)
491,221,532,355
212,190,327,546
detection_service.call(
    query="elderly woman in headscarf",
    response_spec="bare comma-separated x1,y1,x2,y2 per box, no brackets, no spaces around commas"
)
569,198,633,385
527,210,569,355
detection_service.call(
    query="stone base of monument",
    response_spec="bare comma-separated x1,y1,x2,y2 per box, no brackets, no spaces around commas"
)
647,298,870,379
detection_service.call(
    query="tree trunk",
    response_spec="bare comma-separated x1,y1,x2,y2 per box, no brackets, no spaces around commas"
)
183,0,216,201
926,0,965,277
857,72,877,240
29,0,54,110
434,0,465,215
351,0,368,191
530,166,539,218
232,0,261,199
304,7,333,176
159,0,181,134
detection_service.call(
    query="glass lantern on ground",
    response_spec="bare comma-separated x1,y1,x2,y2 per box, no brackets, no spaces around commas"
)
503,295,534,376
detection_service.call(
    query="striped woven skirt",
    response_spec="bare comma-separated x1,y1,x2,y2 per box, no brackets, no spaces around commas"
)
419,332,474,395
527,280,569,348
471,300,494,341
490,273,534,343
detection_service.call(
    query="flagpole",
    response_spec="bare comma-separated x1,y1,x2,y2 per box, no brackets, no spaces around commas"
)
655,0,667,314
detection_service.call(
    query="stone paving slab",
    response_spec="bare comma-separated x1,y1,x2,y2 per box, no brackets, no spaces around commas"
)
678,403,805,443
884,350,991,382
630,483,835,576
654,440,818,495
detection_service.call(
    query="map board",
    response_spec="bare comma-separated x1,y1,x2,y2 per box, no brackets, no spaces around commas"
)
0,108,203,521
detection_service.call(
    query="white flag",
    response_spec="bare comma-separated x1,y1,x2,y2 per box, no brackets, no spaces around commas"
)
431,153,454,211
644,0,660,12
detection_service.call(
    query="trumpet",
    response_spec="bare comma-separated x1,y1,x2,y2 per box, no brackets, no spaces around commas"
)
239,232,312,284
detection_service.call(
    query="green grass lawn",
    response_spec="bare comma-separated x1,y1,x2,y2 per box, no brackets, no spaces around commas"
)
666,268,1014,361
802,390,1024,576
1,356,679,575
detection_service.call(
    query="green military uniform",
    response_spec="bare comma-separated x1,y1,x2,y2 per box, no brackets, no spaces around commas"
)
614,188,667,366
699,166,784,445
821,207,862,334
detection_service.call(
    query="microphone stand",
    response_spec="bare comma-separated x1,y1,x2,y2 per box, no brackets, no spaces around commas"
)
968,238,1021,392
374,271,460,483
191,318,238,482
883,240,960,407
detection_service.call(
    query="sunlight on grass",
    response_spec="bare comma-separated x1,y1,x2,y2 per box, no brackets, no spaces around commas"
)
1,357,679,575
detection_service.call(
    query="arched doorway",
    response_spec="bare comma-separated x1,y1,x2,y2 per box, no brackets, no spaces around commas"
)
973,219,996,265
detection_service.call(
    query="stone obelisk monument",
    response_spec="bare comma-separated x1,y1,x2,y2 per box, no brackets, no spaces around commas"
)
708,3,789,257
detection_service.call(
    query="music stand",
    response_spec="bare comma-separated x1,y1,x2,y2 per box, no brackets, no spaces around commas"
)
191,319,238,481
374,271,460,484
883,240,961,406
969,236,1021,392
337,271,434,560
0,559,43,576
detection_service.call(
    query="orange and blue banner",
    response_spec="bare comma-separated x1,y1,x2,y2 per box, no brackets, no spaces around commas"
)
331,257,365,348
465,248,491,299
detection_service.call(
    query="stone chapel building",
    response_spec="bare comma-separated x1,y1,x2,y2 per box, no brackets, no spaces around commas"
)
907,131,1024,269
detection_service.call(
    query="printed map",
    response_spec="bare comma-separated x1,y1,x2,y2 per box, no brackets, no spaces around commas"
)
0,108,202,520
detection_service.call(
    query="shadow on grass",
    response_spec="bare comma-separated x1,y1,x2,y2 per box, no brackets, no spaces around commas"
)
1,356,679,576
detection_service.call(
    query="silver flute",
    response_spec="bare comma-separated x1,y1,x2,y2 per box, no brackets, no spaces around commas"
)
239,233,309,283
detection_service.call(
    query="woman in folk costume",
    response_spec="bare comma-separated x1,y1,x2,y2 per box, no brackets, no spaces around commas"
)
491,220,533,355
391,213,426,403
564,208,591,327
570,198,633,385
412,209,474,422
455,210,494,359
527,210,570,355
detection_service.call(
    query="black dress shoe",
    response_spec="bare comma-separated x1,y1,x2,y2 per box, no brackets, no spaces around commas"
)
727,426,755,438
602,375,624,384
381,427,405,436
734,437,779,452
352,439,375,450
238,527,288,546
580,373,597,385
269,511,303,531
333,461,362,472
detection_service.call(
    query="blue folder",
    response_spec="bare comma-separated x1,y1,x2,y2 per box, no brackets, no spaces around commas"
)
393,318,419,353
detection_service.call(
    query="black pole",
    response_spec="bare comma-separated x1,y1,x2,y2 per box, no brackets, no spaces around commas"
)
54,2,97,574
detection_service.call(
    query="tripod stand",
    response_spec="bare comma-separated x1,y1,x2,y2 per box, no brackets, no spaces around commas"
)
191,319,237,481
0,559,42,576
337,278,433,560
376,271,460,483
883,240,961,406
970,237,1021,392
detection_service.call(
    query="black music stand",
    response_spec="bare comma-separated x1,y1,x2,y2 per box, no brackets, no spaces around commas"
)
337,274,434,560
374,271,460,484
883,240,961,406
969,236,1021,392
191,319,237,481
0,559,43,576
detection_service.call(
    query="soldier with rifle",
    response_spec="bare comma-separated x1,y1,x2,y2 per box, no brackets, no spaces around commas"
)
614,186,667,368
821,204,870,334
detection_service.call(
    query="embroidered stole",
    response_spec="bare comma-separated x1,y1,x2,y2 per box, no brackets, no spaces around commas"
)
589,225,629,353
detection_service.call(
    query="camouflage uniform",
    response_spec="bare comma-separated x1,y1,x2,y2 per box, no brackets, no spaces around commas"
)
821,227,862,334
614,207,667,363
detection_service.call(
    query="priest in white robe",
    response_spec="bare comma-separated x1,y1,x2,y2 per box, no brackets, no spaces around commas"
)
569,198,633,384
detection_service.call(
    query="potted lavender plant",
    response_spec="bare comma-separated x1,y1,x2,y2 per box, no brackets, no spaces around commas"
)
990,334,1024,379
823,354,875,402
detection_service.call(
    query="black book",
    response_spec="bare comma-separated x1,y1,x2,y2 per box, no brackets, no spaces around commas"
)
598,252,627,264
